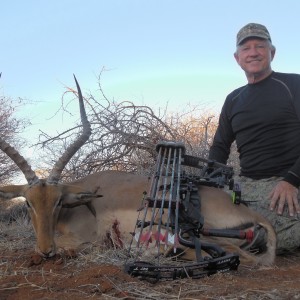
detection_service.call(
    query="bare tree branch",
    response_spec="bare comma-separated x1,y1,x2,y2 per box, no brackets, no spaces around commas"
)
0,96,31,184
36,71,238,181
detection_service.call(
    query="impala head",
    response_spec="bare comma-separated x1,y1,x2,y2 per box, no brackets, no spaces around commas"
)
0,76,98,257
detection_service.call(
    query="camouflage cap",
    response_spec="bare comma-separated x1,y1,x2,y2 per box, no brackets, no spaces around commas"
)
236,23,271,46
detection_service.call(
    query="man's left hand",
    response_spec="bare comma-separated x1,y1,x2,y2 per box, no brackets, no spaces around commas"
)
269,181,299,216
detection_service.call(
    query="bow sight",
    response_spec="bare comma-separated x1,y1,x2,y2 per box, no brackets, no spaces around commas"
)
124,141,247,281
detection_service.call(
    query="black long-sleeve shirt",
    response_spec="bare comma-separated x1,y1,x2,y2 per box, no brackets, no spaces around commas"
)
209,71,300,187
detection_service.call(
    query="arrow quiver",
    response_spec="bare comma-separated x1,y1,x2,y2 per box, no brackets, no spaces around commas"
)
125,141,242,281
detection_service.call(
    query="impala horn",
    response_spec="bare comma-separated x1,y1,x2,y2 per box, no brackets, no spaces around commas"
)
47,75,92,184
0,139,39,185
0,71,39,184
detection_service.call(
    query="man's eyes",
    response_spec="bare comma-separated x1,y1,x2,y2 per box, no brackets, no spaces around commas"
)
241,45,266,51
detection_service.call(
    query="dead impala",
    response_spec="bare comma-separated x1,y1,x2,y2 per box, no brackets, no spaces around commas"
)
0,76,276,265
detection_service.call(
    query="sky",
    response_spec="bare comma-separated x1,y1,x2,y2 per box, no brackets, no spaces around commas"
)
1,0,300,164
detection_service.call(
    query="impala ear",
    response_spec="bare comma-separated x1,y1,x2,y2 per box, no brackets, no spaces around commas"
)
61,192,102,217
0,185,28,200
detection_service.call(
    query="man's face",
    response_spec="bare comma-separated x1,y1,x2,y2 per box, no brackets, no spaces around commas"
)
234,38,275,80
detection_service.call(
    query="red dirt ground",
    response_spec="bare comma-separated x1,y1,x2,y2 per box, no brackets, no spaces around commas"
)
1,246,300,300
0,203,300,300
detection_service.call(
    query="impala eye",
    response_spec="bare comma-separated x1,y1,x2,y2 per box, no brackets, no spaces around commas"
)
26,200,31,208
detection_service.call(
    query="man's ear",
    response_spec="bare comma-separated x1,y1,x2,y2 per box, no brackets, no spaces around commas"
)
271,47,276,61
234,51,240,64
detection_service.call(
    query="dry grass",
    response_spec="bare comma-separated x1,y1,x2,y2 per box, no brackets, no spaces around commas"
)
1,203,300,299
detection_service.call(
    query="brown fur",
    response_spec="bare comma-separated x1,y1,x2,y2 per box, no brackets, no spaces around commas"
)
0,170,276,265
